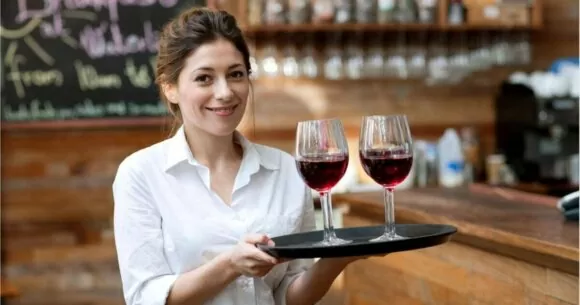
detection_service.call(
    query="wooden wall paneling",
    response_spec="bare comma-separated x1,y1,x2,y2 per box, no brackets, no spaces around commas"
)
530,0,578,68
1,128,169,179
532,0,543,28
438,0,449,26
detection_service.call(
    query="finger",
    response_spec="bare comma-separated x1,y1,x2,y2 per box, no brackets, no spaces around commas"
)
243,233,270,245
250,247,277,264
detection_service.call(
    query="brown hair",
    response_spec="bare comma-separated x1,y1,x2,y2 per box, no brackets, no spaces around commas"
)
155,7,252,132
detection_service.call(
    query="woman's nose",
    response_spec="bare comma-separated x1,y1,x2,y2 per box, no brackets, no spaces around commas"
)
214,78,233,102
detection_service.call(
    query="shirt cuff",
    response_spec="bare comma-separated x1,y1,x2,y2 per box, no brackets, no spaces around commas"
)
137,274,179,305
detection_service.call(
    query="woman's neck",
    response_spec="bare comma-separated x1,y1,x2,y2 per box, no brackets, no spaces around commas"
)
183,125,242,168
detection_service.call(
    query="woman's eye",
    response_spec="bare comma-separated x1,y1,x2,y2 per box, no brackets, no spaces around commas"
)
230,71,245,78
195,75,211,83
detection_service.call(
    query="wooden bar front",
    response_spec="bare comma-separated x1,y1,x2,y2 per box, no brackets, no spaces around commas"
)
335,188,579,305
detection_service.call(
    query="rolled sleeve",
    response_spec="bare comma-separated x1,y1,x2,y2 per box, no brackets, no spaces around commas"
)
113,157,177,305
274,187,317,305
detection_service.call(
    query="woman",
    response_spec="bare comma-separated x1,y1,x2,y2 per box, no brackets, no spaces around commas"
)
113,7,363,305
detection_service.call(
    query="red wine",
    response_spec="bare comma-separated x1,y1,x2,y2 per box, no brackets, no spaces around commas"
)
360,150,413,188
297,155,349,192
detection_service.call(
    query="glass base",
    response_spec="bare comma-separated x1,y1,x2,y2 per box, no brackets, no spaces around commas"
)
370,233,405,242
314,235,352,246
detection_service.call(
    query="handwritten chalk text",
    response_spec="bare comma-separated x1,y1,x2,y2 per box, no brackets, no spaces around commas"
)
6,54,64,98
16,0,179,23
125,58,152,88
3,99,168,121
74,60,123,90
80,21,157,58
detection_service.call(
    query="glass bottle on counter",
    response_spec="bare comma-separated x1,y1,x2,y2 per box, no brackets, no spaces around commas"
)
461,127,480,184
334,0,354,24
355,0,377,24
287,0,311,24
263,0,286,24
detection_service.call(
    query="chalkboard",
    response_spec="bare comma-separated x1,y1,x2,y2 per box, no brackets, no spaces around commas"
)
1,0,208,128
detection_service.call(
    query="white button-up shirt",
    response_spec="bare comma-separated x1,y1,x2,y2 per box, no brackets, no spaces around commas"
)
113,127,316,305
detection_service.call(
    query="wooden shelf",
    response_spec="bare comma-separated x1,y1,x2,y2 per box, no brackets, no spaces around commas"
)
216,0,543,34
242,23,540,34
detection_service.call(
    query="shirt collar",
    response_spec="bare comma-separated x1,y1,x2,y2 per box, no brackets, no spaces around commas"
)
164,126,280,172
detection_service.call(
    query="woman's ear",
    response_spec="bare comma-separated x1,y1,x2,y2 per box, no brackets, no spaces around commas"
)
162,83,178,105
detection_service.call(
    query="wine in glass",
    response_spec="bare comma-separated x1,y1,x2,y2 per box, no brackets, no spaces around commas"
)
296,118,351,246
359,115,414,241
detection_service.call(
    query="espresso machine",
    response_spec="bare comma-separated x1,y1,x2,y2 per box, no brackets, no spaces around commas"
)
495,82,579,196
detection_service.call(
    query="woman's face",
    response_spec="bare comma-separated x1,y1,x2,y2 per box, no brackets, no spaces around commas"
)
166,38,250,137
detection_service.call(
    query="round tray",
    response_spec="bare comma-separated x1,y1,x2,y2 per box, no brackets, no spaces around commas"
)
258,224,457,258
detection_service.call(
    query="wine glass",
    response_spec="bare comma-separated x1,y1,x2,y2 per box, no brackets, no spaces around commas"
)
295,118,351,246
359,115,414,241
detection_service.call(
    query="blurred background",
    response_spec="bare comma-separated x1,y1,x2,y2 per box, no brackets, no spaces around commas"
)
0,0,578,304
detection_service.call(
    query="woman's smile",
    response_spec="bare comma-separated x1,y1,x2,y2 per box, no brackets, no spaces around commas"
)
205,104,239,117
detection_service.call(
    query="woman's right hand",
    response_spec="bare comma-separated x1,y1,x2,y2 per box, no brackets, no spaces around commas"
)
227,234,279,277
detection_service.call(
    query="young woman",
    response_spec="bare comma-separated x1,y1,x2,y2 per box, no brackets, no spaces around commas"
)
113,7,365,305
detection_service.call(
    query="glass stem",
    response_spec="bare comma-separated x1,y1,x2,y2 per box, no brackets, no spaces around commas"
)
384,187,396,238
319,191,336,242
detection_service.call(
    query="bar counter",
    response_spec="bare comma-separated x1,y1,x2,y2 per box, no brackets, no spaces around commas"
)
333,186,579,305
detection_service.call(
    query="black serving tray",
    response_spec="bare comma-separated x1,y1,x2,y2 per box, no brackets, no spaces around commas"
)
258,224,457,259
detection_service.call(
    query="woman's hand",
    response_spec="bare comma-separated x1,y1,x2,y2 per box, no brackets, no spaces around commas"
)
227,234,279,277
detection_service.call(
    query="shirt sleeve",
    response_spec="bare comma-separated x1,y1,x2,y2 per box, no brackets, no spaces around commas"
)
273,186,317,305
113,157,178,305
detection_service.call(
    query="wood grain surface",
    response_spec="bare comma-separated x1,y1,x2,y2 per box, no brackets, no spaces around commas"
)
335,187,579,275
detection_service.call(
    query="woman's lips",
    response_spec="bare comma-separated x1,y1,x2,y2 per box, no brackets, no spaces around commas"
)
205,104,239,116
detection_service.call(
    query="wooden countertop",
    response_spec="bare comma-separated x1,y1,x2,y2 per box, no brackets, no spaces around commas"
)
1,278,19,299
334,186,579,275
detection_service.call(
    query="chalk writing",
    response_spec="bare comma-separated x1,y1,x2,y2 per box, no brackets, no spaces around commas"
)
39,13,64,38
74,60,123,90
79,21,157,59
6,54,64,98
16,0,180,23
149,56,157,71
128,102,167,116
3,99,168,121
125,58,152,88
1,0,206,123
23,35,54,65
0,18,41,39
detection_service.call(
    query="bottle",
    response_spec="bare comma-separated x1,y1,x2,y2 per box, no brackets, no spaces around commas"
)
377,0,396,24
447,0,465,25
437,128,465,187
